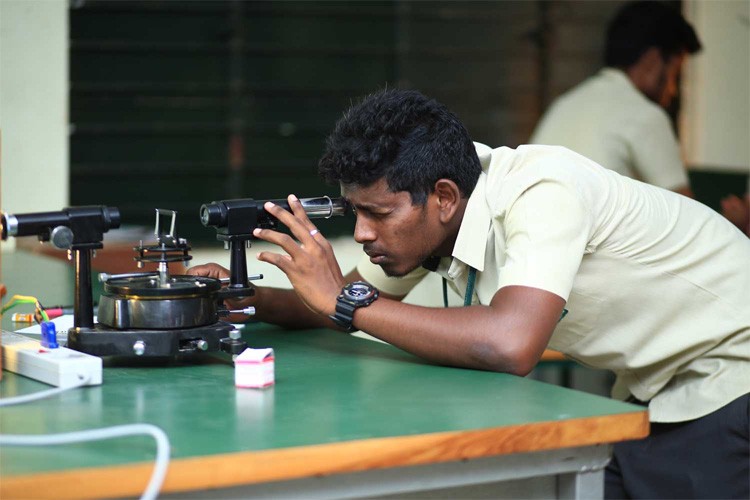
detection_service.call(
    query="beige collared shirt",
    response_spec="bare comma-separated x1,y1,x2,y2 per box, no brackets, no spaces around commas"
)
530,68,689,191
358,143,750,423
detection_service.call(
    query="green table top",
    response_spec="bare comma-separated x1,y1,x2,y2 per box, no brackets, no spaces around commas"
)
1,323,644,477
0,250,645,481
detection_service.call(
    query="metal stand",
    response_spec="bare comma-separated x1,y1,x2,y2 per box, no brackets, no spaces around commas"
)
73,248,96,329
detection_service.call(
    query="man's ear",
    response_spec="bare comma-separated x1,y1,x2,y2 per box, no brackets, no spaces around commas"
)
432,179,462,224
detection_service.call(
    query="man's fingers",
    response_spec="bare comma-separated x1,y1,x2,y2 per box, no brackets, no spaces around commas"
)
256,251,293,272
262,198,307,234
287,194,320,235
262,195,319,245
253,227,304,259
317,236,343,280
185,263,230,279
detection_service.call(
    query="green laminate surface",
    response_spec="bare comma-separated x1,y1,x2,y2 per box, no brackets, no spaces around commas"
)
1,251,643,477
1,323,643,477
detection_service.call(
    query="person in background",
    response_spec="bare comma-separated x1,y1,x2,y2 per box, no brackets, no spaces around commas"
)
190,88,749,499
530,0,700,197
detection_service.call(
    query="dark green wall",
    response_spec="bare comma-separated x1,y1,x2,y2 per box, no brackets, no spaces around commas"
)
72,1,741,242
65,1,588,240
71,1,401,239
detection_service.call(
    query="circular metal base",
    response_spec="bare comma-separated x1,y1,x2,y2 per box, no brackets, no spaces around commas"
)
68,321,243,358
98,275,222,330
98,294,219,329
103,275,221,298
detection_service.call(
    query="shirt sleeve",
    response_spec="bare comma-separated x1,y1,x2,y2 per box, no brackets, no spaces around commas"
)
355,253,429,297
497,179,593,301
629,109,689,191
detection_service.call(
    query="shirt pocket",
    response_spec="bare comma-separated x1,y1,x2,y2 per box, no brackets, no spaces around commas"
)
548,290,603,352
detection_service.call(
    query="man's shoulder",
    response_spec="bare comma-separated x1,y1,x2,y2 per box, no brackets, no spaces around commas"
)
548,68,657,115
481,143,610,181
484,145,605,204
547,69,619,104
481,144,565,177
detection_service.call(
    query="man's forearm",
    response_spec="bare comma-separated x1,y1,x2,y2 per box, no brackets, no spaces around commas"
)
349,286,563,376
350,299,530,374
252,286,334,329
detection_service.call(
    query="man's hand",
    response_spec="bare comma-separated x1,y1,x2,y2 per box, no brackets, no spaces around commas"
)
252,194,346,317
186,262,231,281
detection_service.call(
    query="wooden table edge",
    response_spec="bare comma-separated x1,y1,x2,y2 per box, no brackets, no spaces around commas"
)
540,349,568,362
1,410,648,499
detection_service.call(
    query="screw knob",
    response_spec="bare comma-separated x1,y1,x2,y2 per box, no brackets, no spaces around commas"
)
50,226,74,249
133,340,146,356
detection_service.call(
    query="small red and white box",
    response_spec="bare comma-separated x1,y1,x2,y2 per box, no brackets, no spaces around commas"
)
235,347,275,388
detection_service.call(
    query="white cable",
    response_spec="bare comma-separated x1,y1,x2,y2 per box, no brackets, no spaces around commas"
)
0,424,170,500
0,372,91,407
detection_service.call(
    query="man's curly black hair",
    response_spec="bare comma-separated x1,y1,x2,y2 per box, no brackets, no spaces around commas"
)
318,89,482,205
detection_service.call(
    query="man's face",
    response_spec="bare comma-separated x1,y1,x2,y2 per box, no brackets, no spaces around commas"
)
343,178,442,277
644,52,686,109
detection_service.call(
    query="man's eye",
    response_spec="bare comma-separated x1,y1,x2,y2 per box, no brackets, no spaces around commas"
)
353,207,390,219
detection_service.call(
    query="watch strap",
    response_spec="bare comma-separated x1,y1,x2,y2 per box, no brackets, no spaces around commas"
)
328,282,379,332
329,301,358,333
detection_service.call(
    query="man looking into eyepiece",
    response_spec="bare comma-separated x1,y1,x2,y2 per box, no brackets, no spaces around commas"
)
189,88,749,499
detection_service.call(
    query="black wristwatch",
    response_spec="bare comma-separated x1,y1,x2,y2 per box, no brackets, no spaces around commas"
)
329,281,379,332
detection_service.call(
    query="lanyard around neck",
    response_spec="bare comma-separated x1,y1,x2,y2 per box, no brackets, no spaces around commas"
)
442,267,477,307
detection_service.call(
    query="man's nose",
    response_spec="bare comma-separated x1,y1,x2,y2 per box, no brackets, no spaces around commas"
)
353,217,375,243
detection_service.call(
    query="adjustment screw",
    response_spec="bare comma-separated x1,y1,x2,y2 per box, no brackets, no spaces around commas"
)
50,226,74,249
229,329,241,340
196,340,208,351
133,340,146,356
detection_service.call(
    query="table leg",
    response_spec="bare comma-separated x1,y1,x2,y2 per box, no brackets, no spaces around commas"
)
558,468,604,499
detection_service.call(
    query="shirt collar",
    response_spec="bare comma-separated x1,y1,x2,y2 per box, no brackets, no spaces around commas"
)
450,170,491,273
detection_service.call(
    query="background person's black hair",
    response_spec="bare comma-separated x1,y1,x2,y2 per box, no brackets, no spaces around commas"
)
605,1,702,68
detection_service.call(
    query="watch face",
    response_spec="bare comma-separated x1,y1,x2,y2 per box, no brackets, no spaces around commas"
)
344,282,378,302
